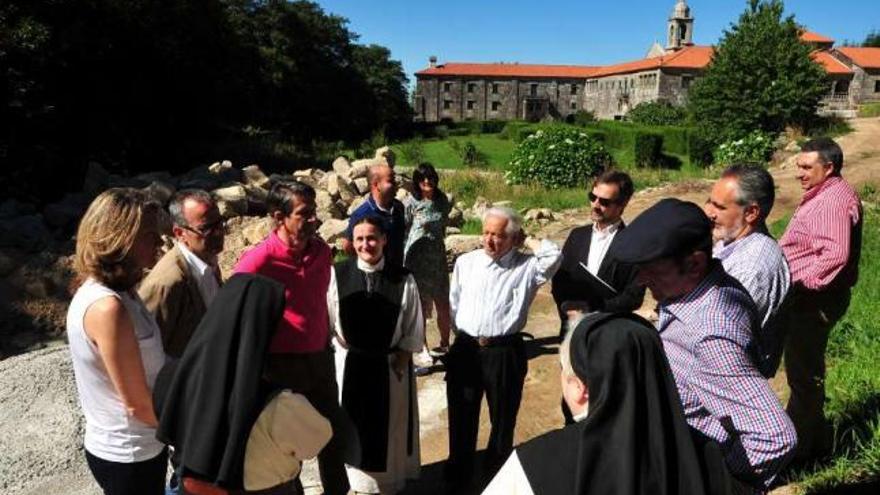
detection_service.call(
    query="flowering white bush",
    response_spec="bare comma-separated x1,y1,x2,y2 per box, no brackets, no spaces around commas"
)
714,130,776,166
506,127,611,188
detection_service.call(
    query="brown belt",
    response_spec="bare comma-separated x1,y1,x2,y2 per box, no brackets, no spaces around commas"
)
455,331,521,348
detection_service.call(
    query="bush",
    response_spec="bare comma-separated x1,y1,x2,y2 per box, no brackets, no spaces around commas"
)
397,139,426,165
688,129,716,167
506,127,612,188
480,120,507,134
435,125,450,139
448,127,471,137
627,101,687,126
572,110,596,127
499,121,531,140
634,133,664,168
714,130,776,166
461,141,488,167
515,126,541,143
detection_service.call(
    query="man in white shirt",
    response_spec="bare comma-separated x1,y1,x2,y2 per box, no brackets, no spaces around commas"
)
444,206,562,488
140,189,225,358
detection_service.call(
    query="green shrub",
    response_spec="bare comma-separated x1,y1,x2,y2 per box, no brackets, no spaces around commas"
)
506,127,612,188
480,120,507,134
435,125,450,139
572,110,596,126
688,129,716,167
714,130,775,166
448,127,471,137
499,121,530,140
634,133,664,168
859,103,880,118
808,115,855,138
461,141,488,167
397,138,426,165
515,125,541,143
627,101,687,126
653,126,690,156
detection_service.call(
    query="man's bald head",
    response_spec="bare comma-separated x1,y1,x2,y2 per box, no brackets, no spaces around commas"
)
368,162,397,208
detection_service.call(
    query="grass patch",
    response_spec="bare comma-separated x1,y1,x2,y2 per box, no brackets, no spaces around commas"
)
393,135,516,170
441,170,585,211
459,218,483,235
791,200,880,493
858,103,880,119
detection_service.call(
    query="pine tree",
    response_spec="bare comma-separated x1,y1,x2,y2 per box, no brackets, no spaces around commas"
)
687,0,828,143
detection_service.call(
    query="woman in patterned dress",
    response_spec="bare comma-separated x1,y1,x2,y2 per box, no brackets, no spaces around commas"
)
404,163,452,355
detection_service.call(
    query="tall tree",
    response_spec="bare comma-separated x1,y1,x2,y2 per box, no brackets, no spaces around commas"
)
864,30,880,47
687,0,827,143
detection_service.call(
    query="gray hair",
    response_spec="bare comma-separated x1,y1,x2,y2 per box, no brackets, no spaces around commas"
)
482,206,522,237
169,189,214,227
559,326,575,378
721,164,775,224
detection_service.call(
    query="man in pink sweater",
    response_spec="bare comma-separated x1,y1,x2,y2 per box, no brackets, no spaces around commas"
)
234,180,350,495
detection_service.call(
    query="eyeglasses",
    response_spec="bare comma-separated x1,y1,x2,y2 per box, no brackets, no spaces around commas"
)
179,218,226,237
588,192,618,207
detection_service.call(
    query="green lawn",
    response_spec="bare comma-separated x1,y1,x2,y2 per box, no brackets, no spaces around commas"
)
394,135,516,170
785,185,880,493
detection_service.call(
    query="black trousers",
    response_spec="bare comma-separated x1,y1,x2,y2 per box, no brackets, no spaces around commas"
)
85,448,167,495
445,334,527,480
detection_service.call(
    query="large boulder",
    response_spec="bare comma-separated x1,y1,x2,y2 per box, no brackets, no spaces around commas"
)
524,208,555,223
332,156,352,177
445,235,482,269
447,206,464,228
374,146,396,168
347,195,368,215
241,217,273,246
353,177,369,195
43,193,90,230
0,215,52,252
242,165,271,189
212,185,248,218
349,159,371,180
318,219,349,244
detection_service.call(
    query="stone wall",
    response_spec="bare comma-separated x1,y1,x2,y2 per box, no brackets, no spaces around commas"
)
414,76,584,122
584,70,663,119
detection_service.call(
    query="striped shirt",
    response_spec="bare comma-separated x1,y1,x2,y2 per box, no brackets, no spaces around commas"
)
658,266,796,490
780,176,862,292
714,231,791,377
450,240,562,338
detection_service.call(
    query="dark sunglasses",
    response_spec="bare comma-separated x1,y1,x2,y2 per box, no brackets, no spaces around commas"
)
180,218,226,237
588,192,618,207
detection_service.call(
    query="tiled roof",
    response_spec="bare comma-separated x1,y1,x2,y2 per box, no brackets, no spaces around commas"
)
800,31,835,43
811,50,853,75
415,62,600,78
837,47,880,69
587,45,714,78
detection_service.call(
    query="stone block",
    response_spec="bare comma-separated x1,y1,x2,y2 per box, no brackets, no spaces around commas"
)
332,156,352,177
212,185,248,218
318,219,349,244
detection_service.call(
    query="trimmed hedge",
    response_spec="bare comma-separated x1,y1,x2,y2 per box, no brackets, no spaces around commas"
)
634,133,664,168
687,130,715,167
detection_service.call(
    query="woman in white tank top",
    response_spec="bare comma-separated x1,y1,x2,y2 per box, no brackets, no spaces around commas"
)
67,188,167,495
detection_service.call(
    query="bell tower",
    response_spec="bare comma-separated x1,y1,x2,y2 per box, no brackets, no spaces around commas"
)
666,0,694,51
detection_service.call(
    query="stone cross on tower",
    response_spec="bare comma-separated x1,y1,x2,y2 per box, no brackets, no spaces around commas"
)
666,0,694,51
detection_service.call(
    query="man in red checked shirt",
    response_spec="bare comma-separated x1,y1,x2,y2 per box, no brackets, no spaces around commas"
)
780,137,863,463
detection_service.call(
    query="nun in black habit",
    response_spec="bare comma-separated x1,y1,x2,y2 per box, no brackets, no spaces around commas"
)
482,312,732,495
154,273,333,494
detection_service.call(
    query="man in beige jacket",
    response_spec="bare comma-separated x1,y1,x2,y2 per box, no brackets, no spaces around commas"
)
140,189,225,358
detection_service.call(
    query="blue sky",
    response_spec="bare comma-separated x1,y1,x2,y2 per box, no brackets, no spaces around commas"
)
315,0,878,86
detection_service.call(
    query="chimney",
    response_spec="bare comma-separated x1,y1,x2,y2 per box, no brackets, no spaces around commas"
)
429,55,437,68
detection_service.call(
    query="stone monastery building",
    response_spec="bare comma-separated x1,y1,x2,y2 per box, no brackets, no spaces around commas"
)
413,0,880,122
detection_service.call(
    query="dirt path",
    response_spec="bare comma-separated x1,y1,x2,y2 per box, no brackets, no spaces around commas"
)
403,118,880,494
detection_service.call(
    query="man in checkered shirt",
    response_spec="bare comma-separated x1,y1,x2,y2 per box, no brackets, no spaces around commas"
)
614,198,796,492
780,137,863,463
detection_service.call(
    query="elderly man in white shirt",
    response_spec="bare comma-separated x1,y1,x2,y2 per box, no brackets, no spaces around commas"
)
443,206,562,488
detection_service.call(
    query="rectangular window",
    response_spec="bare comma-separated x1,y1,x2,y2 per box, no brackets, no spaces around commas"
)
492,101,501,111
466,100,475,110
570,84,578,95
682,76,693,89
530,84,538,97
443,82,452,92
443,100,452,109
570,101,577,110
492,83,499,94
467,83,476,93
875,80,880,93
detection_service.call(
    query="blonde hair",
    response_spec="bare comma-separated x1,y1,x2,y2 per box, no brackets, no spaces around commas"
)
73,188,159,291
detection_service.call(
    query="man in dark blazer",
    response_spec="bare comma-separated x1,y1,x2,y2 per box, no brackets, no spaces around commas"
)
552,171,644,325
552,171,644,424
